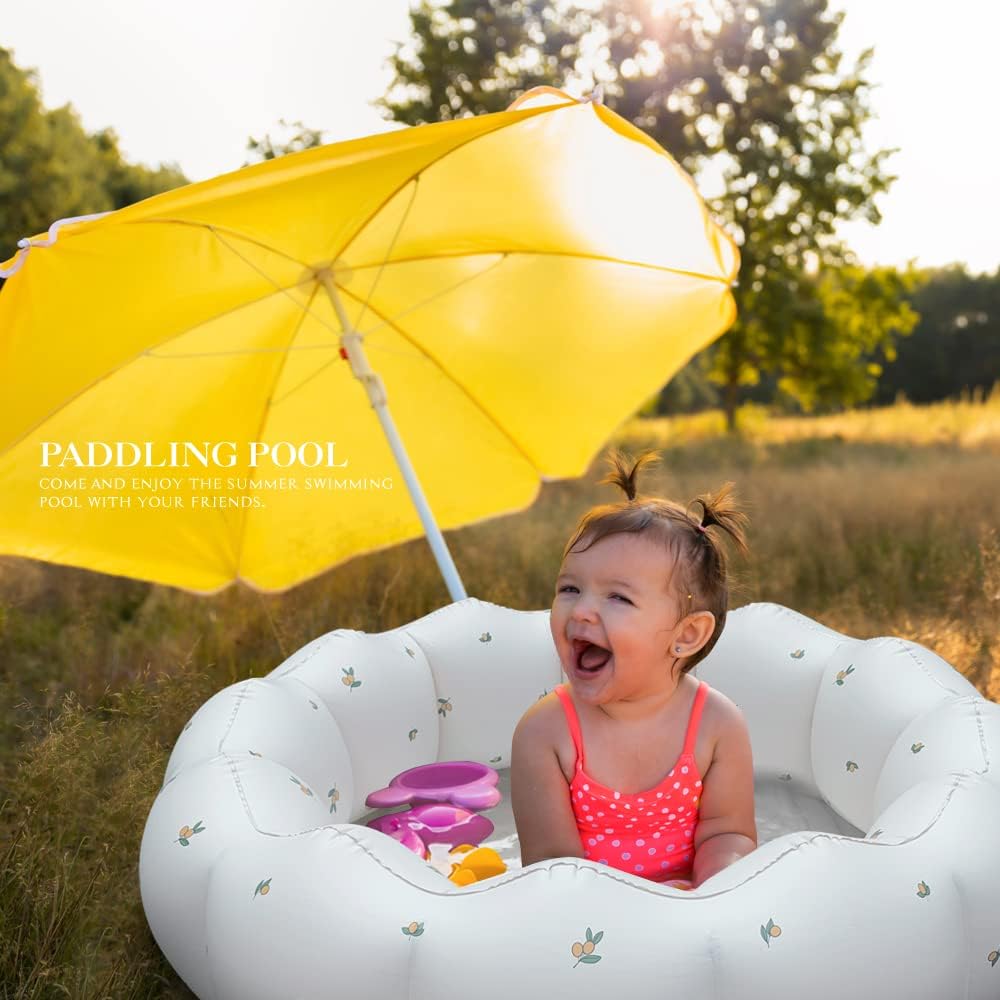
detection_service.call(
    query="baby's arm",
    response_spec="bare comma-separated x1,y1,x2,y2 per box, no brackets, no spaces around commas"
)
690,696,757,888
510,703,585,867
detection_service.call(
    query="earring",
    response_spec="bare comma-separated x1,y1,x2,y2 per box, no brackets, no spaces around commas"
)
675,646,682,653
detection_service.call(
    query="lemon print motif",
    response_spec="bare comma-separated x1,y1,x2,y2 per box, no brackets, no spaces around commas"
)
290,776,314,796
175,821,205,846
479,632,492,643
760,918,782,946
911,742,925,753
988,949,999,967
408,728,418,741
401,921,424,937
834,665,855,685
254,878,271,899
248,749,261,757
308,699,318,710
341,667,362,691
327,785,339,814
917,881,930,897
437,698,452,717
404,646,416,658
790,649,805,659
490,755,502,764
570,927,603,967
846,760,859,773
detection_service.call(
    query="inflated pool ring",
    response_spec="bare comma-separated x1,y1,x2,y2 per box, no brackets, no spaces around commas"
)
140,600,1000,1000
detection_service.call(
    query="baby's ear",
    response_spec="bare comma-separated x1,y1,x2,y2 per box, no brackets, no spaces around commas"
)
682,610,716,652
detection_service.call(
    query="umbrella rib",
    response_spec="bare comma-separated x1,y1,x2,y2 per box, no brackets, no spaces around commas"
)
333,101,561,265
330,279,542,476
0,284,325,457
232,281,322,584
117,216,732,286
347,248,734,286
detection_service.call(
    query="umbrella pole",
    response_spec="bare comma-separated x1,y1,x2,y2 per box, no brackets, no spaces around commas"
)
317,270,469,603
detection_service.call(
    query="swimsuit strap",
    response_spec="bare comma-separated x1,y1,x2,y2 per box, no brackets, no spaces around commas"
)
556,679,710,773
554,683,586,771
681,679,710,758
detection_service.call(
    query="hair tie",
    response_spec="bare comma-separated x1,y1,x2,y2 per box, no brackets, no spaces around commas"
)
695,523,707,535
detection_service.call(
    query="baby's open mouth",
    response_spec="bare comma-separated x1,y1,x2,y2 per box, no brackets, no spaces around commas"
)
572,638,612,673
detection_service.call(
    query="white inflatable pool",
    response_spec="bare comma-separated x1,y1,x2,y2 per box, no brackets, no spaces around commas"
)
141,600,1000,999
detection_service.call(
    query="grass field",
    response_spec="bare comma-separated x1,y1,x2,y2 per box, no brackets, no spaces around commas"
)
2,391,998,997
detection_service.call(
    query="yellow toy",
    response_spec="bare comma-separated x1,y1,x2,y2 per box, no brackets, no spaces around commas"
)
444,844,507,886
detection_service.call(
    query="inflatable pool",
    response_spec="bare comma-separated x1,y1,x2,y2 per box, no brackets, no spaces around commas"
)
140,600,1000,999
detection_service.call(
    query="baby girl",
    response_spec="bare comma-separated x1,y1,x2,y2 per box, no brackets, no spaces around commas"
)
511,448,757,888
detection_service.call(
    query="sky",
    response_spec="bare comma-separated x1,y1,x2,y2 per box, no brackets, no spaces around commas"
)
2,0,997,274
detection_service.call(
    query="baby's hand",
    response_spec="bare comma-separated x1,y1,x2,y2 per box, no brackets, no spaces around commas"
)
664,878,693,891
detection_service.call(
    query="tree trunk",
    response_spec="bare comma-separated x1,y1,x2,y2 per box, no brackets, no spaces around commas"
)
724,376,739,434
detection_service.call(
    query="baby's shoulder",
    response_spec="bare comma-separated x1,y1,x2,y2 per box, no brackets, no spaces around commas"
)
519,689,564,736
698,680,749,749
515,686,567,740
514,687,575,783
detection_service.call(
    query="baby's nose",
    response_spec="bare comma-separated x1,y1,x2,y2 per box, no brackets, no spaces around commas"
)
569,595,599,620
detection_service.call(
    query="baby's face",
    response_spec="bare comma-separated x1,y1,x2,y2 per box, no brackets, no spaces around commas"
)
551,532,685,706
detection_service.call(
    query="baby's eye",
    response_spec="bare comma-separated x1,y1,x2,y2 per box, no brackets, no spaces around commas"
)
610,593,632,604
557,585,578,594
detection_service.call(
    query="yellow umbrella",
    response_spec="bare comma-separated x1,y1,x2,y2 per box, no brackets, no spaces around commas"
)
0,87,738,597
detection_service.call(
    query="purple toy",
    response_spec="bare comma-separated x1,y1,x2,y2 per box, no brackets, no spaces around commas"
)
367,803,495,855
365,760,501,811
365,761,502,859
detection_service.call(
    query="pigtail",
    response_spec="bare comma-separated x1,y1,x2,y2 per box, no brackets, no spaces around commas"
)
599,447,661,503
689,482,750,557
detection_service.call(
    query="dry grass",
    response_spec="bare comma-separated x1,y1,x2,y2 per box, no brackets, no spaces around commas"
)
1,393,998,996
624,381,1000,451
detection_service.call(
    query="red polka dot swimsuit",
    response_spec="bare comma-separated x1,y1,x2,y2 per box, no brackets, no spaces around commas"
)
554,680,709,883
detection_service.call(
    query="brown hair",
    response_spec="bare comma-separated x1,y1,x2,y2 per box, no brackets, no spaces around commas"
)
561,447,749,674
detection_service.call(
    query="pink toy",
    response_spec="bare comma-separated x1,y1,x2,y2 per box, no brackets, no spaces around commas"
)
365,761,501,858
365,760,501,811
367,803,494,855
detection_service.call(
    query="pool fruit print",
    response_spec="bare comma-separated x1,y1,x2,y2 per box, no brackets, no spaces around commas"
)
479,632,492,643
571,927,603,967
760,918,782,946
328,785,339,813
988,949,999,967
438,698,452,717
253,878,271,899
846,761,859,772
290,775,313,796
342,667,362,690
835,665,855,685
175,821,205,846
790,649,805,659
402,921,424,937
911,742,925,753
917,881,931,897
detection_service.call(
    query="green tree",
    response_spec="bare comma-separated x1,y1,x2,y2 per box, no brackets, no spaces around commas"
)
379,0,586,122
872,265,1000,404
91,127,187,208
383,0,909,428
0,48,186,285
244,118,325,164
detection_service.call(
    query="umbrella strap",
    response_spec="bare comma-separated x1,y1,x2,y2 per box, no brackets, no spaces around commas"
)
1,212,112,278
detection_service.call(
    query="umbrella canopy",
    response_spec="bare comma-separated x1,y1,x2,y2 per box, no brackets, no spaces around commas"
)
0,87,738,595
